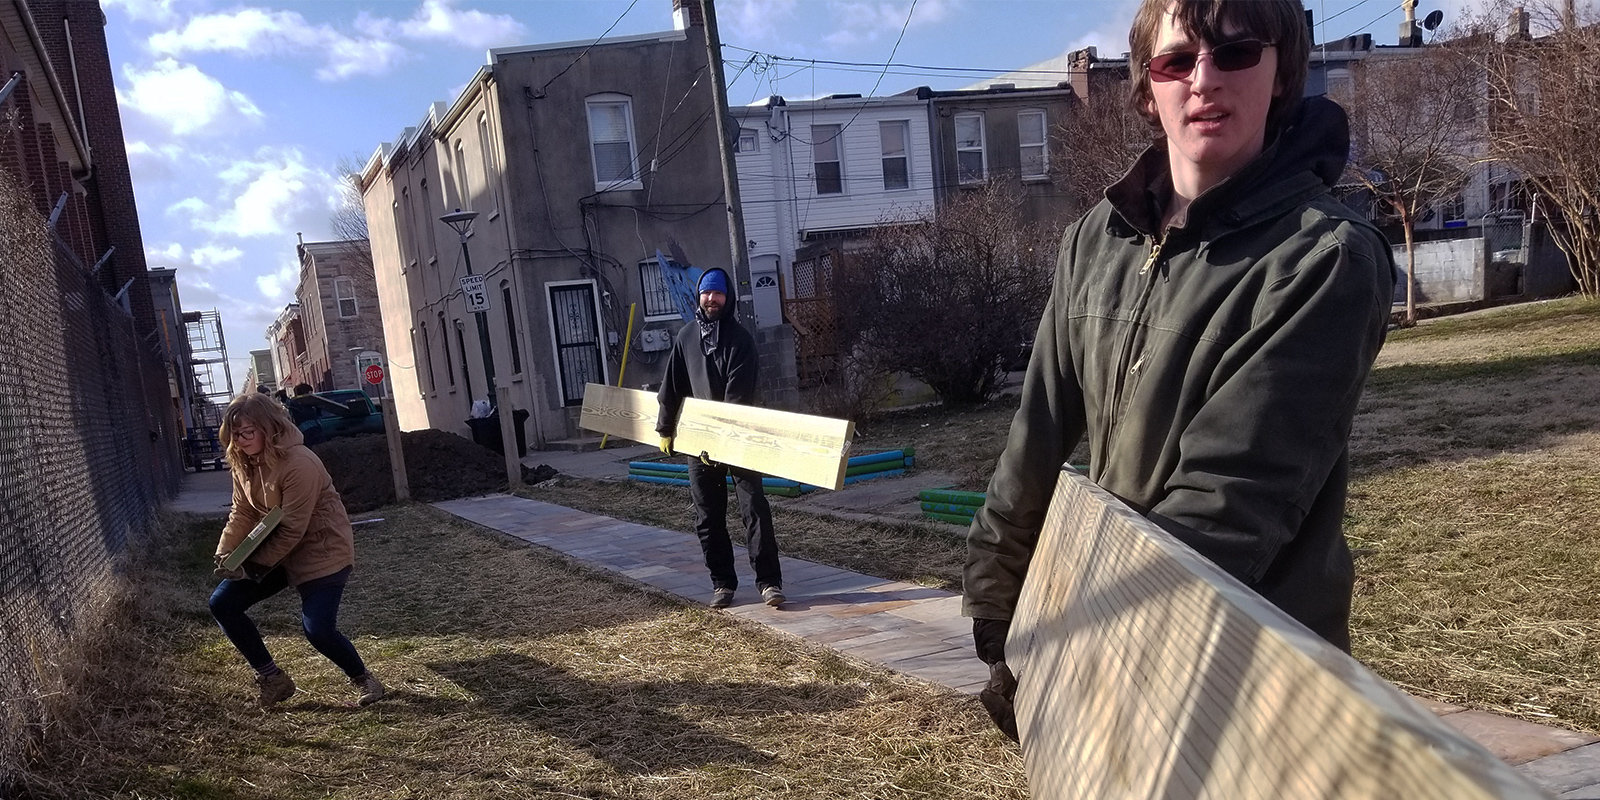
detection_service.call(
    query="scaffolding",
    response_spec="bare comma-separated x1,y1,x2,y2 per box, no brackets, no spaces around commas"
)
182,310,234,470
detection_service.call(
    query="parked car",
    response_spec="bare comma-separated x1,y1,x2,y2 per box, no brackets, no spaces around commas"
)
286,390,385,445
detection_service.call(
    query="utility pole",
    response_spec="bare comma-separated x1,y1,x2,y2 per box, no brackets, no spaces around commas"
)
698,0,755,325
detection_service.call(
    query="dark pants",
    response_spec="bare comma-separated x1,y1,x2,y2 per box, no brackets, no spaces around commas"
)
208,566,367,679
686,457,782,591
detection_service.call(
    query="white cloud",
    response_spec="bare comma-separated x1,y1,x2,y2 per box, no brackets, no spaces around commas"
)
718,0,801,43
359,0,527,49
167,148,341,239
102,0,186,24
149,242,185,263
823,0,956,48
192,245,244,266
117,60,263,136
255,260,299,303
147,7,406,81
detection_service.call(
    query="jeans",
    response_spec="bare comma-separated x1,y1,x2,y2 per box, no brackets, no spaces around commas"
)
208,565,367,679
686,457,782,591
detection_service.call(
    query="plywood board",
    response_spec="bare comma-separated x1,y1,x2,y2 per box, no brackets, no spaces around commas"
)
578,383,660,446
578,383,855,490
1006,469,1549,800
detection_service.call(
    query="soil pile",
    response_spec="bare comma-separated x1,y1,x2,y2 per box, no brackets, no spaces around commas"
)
313,429,556,513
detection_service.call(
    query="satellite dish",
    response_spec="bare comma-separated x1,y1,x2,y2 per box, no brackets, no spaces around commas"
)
1424,9,1444,30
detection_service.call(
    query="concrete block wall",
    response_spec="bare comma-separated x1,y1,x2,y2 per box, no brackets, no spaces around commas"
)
1393,237,1486,305
755,323,799,411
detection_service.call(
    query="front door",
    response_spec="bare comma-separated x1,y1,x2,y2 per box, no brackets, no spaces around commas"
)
547,282,605,406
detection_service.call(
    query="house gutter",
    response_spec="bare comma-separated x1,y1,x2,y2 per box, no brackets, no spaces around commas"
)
6,0,90,172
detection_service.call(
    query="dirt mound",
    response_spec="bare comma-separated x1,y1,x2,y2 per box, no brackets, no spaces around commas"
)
312,429,555,513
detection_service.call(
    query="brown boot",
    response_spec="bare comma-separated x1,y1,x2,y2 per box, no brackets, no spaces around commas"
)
255,670,296,708
352,672,385,706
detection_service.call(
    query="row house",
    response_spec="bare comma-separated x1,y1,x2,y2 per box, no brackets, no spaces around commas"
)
288,238,386,394
361,0,792,445
266,303,307,391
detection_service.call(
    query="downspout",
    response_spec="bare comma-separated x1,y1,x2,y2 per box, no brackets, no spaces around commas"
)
10,0,89,170
63,16,91,163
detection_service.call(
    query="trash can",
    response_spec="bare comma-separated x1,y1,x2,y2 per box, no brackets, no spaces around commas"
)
464,409,530,457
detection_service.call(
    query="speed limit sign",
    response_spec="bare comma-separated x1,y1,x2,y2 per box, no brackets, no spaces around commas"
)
460,274,490,312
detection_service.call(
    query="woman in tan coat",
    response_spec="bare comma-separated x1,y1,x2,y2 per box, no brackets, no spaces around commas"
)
209,392,384,709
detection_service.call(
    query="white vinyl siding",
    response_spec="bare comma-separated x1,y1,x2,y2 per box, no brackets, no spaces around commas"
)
955,112,986,184
1018,110,1048,179
586,95,642,191
880,120,909,190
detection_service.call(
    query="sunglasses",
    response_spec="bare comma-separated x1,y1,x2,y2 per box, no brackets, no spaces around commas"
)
1147,39,1274,83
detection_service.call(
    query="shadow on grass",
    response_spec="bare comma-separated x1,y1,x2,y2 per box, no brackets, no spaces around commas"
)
424,652,867,774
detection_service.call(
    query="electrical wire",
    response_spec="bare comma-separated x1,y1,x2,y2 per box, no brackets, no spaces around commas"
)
535,0,643,96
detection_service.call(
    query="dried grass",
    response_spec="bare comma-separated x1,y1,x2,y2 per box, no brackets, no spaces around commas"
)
12,506,1024,799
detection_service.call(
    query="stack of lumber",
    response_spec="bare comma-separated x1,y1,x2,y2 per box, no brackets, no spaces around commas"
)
920,488,985,525
628,448,915,496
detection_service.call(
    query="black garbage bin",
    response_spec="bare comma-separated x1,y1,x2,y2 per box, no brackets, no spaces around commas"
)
464,409,530,457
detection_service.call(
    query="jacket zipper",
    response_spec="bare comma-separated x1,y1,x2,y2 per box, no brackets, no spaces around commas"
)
1101,234,1167,461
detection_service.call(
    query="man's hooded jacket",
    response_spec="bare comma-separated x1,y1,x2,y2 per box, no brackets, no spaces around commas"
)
964,97,1397,650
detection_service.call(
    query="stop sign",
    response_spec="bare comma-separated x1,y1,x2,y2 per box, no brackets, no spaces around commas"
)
364,364,385,385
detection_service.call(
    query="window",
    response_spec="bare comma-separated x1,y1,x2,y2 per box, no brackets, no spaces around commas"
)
812,124,843,195
1018,110,1048,179
638,259,677,319
455,321,472,401
419,323,436,392
439,312,454,386
400,187,419,265
585,95,641,190
334,277,357,318
454,140,471,212
419,178,436,259
736,128,758,154
501,281,522,374
477,113,502,215
879,120,909,190
955,113,986,184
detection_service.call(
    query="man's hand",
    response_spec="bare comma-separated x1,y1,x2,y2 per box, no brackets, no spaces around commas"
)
659,436,674,455
978,661,1019,742
973,618,1018,741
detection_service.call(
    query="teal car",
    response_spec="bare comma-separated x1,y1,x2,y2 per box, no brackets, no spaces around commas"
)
287,390,385,445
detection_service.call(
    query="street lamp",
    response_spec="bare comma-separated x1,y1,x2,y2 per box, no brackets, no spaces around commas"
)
440,209,496,409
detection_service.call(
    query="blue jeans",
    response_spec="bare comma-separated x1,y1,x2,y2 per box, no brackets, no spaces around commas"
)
208,566,367,679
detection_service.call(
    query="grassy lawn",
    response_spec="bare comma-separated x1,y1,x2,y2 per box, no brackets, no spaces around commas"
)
532,295,1600,736
18,507,1022,799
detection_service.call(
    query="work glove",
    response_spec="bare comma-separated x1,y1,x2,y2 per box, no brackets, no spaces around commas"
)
659,436,674,455
973,618,1019,742
213,552,245,581
698,451,714,466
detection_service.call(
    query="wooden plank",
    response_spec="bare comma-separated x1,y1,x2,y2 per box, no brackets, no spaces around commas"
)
578,383,660,445
1006,469,1549,800
675,396,854,490
578,383,855,490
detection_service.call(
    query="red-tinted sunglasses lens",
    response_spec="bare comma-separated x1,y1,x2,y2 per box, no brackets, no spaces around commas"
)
1148,40,1268,82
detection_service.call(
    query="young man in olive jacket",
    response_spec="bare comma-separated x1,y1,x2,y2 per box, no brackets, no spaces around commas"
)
963,0,1396,737
657,268,785,609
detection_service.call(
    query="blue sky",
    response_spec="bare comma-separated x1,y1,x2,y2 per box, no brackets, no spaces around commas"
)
100,0,1455,383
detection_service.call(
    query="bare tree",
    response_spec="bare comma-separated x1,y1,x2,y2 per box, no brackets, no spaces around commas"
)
329,155,375,282
1057,80,1151,220
833,181,1056,405
1335,44,1482,324
1461,2,1600,296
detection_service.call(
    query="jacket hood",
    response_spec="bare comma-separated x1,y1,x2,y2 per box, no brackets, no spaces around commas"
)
694,267,738,323
277,422,305,450
1106,96,1352,236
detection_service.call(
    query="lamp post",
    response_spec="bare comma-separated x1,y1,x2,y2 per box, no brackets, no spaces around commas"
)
440,209,496,408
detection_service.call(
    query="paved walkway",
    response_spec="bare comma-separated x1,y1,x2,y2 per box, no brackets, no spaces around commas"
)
435,488,1600,798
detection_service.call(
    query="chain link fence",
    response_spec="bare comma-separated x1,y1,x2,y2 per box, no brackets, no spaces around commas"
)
0,167,183,787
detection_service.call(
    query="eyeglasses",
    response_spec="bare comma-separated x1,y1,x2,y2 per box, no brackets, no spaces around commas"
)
233,426,260,440
1147,40,1274,83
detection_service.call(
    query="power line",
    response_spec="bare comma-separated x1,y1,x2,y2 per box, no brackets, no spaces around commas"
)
1339,0,1411,43
536,0,643,96
721,43,1076,78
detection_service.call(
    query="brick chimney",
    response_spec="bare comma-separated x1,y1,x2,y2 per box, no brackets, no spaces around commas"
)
1508,6,1531,39
673,0,704,29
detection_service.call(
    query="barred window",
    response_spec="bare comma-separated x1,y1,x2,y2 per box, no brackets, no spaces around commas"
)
639,259,677,319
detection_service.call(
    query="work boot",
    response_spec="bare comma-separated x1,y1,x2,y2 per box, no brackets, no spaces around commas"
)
709,588,735,609
255,669,296,709
352,672,386,706
760,585,786,607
